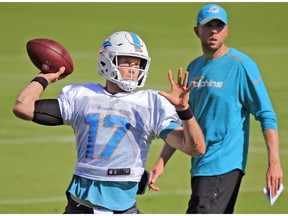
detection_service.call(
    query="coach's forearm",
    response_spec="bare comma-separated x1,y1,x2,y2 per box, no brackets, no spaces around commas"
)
264,129,282,169
263,129,283,197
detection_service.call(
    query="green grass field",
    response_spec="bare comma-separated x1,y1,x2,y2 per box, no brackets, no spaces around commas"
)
0,2,287,214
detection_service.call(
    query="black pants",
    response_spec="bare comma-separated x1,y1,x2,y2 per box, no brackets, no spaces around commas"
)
186,169,244,214
64,193,142,214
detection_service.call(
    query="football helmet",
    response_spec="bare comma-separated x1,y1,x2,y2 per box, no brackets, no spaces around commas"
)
98,31,151,92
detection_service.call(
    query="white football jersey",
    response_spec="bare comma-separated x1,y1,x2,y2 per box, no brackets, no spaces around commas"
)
58,83,180,182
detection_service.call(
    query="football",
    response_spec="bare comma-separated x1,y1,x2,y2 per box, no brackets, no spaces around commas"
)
26,38,74,77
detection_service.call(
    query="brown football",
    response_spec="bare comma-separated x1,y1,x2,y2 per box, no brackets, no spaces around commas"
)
26,38,74,77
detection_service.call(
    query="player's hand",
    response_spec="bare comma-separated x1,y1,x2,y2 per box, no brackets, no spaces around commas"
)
148,160,165,191
37,67,66,84
159,68,194,111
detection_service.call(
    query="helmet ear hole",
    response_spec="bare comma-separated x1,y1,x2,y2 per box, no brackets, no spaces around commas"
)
100,61,106,67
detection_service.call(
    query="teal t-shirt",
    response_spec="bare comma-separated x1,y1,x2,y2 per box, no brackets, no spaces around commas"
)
187,48,277,176
67,175,138,211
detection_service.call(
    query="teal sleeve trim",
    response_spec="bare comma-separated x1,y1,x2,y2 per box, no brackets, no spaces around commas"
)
159,121,180,141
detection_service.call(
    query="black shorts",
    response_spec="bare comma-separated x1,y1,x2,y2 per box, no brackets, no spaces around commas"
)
64,193,142,214
186,169,244,214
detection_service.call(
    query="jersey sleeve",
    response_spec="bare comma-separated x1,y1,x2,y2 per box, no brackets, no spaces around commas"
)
151,91,182,139
239,57,278,130
57,85,76,126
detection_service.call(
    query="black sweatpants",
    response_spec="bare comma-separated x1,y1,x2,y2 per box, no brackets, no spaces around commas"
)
186,169,244,214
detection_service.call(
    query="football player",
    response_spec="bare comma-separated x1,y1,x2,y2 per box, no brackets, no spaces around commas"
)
13,31,205,214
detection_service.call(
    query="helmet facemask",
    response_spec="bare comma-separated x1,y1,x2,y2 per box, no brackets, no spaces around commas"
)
112,56,148,92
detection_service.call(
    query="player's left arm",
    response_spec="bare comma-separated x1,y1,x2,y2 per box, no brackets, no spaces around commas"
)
149,143,176,191
159,68,206,156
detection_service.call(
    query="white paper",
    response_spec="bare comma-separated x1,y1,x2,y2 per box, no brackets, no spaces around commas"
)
263,183,284,206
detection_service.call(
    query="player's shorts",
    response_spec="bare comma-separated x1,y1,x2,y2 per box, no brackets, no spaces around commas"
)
186,169,244,214
64,193,142,214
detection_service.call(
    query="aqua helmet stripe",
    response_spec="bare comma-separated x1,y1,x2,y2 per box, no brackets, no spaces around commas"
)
129,32,142,52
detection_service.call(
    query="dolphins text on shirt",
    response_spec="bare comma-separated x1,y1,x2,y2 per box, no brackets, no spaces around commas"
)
193,79,223,89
